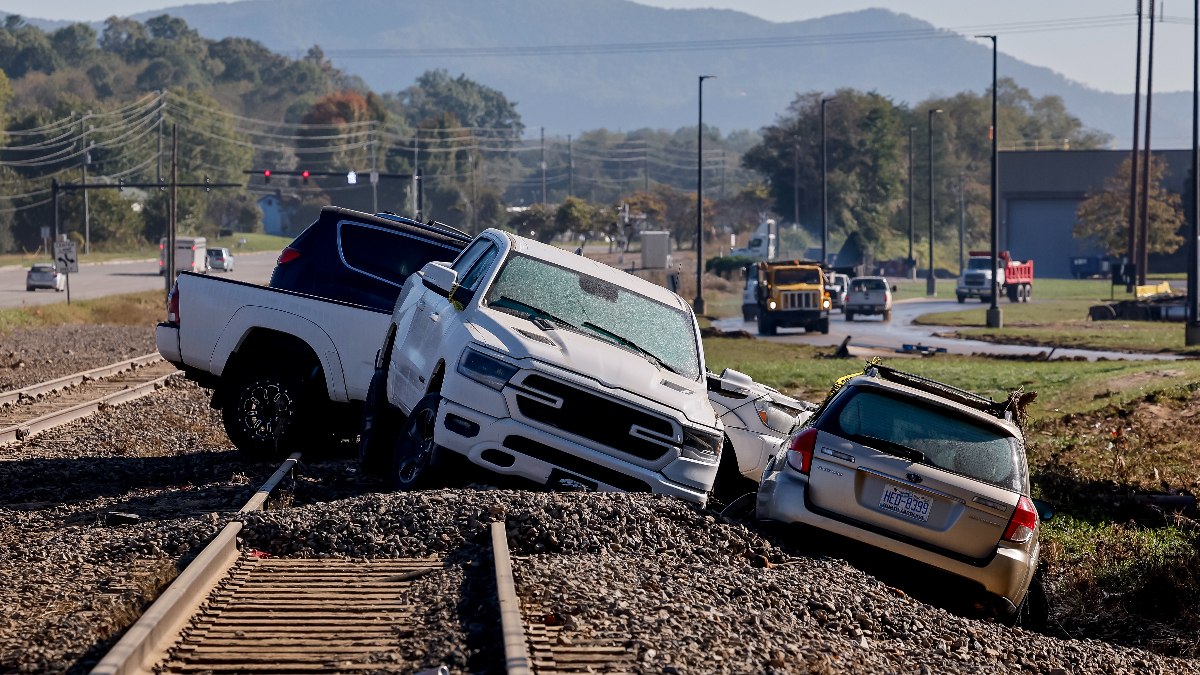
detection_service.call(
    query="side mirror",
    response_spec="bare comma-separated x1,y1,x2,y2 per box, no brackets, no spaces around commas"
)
1032,498,1055,522
420,261,458,298
891,285,898,293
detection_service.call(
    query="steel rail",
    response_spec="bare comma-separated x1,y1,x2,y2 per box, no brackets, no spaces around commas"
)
0,365,178,446
90,453,302,675
0,353,162,408
493,522,533,675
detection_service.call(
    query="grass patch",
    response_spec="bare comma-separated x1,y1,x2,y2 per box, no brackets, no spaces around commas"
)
912,278,1198,354
0,290,164,335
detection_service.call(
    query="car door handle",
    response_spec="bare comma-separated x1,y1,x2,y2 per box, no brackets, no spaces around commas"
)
429,312,440,322
417,298,426,312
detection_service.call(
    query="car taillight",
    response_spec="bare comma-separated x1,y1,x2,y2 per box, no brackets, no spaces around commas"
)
167,283,180,323
786,428,817,475
277,247,301,265
1003,495,1038,543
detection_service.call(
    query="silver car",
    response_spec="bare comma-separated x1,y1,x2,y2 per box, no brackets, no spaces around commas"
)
206,247,234,272
26,263,65,292
756,363,1046,625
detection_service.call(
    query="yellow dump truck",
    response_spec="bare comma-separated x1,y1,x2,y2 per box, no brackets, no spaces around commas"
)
754,259,831,335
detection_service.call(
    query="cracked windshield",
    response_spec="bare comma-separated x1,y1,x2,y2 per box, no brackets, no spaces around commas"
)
486,254,700,379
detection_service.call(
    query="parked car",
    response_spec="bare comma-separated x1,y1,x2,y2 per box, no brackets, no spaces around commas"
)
755,363,1047,626
207,247,234,272
707,367,815,504
825,273,851,312
845,276,894,321
26,263,65,292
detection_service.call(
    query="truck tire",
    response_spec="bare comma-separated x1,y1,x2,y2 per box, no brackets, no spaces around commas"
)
392,393,445,490
818,318,830,334
845,310,855,322
358,367,402,477
743,308,757,322
221,370,311,458
1023,284,1032,302
757,316,776,336
956,294,965,304
1007,285,1019,302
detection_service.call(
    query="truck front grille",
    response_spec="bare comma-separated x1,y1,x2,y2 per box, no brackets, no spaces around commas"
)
781,290,819,310
965,272,986,287
513,374,675,462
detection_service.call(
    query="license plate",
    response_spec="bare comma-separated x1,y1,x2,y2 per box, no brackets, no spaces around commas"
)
879,484,931,522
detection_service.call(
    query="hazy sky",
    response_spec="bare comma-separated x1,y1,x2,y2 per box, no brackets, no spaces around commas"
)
0,0,1194,93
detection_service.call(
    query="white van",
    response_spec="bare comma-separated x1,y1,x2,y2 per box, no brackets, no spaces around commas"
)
159,236,208,275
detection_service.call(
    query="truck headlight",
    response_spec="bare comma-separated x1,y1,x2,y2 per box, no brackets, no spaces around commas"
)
822,298,831,309
754,398,800,434
682,427,723,462
767,300,777,310
457,346,520,390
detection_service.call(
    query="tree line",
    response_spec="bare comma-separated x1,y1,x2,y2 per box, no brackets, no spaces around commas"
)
0,14,1182,265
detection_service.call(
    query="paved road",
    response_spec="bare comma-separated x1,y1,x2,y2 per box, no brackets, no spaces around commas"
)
0,251,280,309
713,298,1181,362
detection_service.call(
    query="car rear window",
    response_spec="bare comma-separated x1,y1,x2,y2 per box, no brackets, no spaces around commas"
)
339,221,458,288
826,387,1025,491
851,279,886,291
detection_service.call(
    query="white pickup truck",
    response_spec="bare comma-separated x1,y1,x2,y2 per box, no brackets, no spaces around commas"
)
358,228,724,505
155,207,470,456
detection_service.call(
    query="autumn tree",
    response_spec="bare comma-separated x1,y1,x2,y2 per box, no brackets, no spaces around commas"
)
1075,155,1183,257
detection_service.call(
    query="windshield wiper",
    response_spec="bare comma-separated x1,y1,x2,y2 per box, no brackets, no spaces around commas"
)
849,434,926,464
582,321,680,375
492,296,578,330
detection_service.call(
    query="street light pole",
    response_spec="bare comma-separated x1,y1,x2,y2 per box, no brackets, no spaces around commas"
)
1187,0,1200,345
908,126,916,279
958,169,966,274
694,75,715,315
821,97,834,266
977,34,1002,328
927,108,943,296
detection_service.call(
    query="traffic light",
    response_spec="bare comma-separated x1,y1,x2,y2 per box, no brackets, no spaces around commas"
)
301,170,310,185
263,169,271,184
204,175,211,192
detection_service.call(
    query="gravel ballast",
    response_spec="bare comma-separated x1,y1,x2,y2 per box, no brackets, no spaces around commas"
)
2,325,1200,674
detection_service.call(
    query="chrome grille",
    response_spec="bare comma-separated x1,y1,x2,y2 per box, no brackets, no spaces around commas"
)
781,290,819,310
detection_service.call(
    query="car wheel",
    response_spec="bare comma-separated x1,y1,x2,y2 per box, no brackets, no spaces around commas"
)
882,309,892,322
1010,570,1049,630
956,294,966,304
392,393,444,490
845,310,854,322
221,371,310,458
25,286,32,292
358,367,402,477
818,318,830,334
757,316,776,336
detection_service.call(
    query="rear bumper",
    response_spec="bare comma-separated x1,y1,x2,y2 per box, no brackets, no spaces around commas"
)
757,462,1035,612
846,304,889,315
155,322,182,364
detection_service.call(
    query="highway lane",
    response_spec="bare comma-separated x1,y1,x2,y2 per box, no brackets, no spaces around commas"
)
0,251,280,309
713,297,1182,362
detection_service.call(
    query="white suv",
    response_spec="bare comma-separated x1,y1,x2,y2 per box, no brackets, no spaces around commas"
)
359,229,723,505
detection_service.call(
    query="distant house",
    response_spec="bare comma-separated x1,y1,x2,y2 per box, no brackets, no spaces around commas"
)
1000,149,1192,278
258,193,307,236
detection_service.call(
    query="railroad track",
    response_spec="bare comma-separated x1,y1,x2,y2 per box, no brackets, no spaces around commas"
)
0,354,179,445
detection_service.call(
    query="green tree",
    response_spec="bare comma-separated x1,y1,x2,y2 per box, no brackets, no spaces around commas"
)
1075,155,1184,257
507,204,555,242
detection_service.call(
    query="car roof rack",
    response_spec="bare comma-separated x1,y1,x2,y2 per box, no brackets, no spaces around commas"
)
862,362,1011,420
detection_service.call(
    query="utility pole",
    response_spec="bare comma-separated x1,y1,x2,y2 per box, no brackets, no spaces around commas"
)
167,124,178,291
567,134,574,198
1138,0,1157,286
720,150,726,199
908,126,915,279
80,111,91,255
1128,1,1145,292
643,147,649,192
370,122,378,213
977,33,1002,328
821,97,834,266
958,169,966,274
793,141,801,230
1187,0,1200,345
927,108,943,296
540,126,546,204
412,128,420,216
694,74,715,315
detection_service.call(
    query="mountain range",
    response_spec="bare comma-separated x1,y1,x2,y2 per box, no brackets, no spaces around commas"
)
14,1,1193,147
